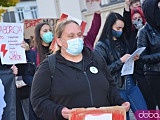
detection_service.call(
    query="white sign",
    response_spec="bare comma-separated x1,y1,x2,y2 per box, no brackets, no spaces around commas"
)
0,23,26,65
121,47,146,76
85,113,112,120
0,79,6,119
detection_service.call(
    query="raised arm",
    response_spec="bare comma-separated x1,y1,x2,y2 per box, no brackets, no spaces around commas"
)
84,11,101,50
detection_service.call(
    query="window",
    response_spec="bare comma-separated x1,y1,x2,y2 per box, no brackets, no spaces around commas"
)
30,6,38,19
17,8,24,22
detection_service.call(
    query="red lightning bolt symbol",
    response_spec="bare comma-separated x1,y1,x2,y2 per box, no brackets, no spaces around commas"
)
0,44,8,57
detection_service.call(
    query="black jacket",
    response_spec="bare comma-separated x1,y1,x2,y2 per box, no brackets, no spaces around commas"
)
123,9,138,54
123,9,144,76
30,47,125,120
137,23,160,73
95,39,130,90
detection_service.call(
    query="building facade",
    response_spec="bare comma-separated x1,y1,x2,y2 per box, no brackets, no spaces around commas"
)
2,0,125,41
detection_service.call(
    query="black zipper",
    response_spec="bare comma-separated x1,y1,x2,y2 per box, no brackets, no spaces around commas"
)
83,71,94,106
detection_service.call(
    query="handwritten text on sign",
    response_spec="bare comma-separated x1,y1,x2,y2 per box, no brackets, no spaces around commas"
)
0,23,26,65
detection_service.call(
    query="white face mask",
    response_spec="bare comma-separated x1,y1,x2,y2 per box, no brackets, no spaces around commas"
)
65,37,84,56
132,18,143,30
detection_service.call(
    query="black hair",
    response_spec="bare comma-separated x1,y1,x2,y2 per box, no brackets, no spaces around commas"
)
98,12,129,54
34,22,51,62
99,12,126,42
130,0,140,5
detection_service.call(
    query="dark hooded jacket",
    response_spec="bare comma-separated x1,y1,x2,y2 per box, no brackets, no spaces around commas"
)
95,38,130,90
137,0,160,73
142,0,160,33
30,47,125,120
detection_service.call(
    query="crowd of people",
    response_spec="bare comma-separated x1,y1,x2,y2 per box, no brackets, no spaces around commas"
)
0,0,160,119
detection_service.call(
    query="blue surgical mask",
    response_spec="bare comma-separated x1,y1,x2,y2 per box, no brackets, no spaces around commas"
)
112,29,123,38
42,32,54,43
66,37,84,56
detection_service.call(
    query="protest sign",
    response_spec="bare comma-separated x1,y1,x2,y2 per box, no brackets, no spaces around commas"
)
0,23,26,65
69,106,126,120
23,18,58,39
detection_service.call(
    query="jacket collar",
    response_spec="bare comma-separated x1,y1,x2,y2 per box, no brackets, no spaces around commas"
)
55,47,93,70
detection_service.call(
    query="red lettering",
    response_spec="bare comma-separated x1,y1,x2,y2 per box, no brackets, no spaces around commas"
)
24,19,41,29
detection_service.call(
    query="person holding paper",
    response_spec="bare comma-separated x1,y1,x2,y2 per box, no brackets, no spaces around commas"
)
95,12,147,120
30,19,130,120
137,0,160,110
123,0,156,110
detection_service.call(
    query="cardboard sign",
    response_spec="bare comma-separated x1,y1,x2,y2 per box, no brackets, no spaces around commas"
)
69,106,126,120
59,13,87,34
0,23,26,65
23,18,58,39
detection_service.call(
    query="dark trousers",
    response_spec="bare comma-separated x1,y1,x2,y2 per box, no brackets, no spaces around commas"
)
145,72,160,109
134,73,157,110
16,85,30,120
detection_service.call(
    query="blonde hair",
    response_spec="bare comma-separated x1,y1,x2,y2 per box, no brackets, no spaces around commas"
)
55,19,79,38
53,20,79,53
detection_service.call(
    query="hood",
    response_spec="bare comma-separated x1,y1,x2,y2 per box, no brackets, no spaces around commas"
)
142,0,160,32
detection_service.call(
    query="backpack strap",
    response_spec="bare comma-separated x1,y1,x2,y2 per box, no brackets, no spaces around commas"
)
48,54,56,79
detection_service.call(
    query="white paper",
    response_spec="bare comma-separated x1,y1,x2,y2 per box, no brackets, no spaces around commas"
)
121,47,146,76
0,79,6,119
0,23,26,65
85,113,112,120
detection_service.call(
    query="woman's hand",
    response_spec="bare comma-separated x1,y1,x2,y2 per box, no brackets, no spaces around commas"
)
21,41,30,51
125,0,131,11
61,107,71,119
133,54,139,61
120,54,131,63
122,102,130,112
11,65,18,75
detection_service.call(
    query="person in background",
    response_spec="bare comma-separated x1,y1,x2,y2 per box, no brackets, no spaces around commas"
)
30,19,130,120
129,0,141,9
137,0,160,110
83,11,101,50
123,0,157,110
123,0,146,53
22,22,54,120
95,12,147,120
24,12,101,119
0,41,28,120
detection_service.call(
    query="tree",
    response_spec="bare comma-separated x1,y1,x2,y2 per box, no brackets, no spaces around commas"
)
0,0,19,21
0,0,19,7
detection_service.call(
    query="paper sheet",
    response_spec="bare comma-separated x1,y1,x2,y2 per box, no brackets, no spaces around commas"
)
121,47,146,76
85,113,112,120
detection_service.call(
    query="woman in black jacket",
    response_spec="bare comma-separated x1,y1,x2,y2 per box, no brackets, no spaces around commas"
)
137,0,160,110
30,20,130,120
123,0,157,110
95,12,147,120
